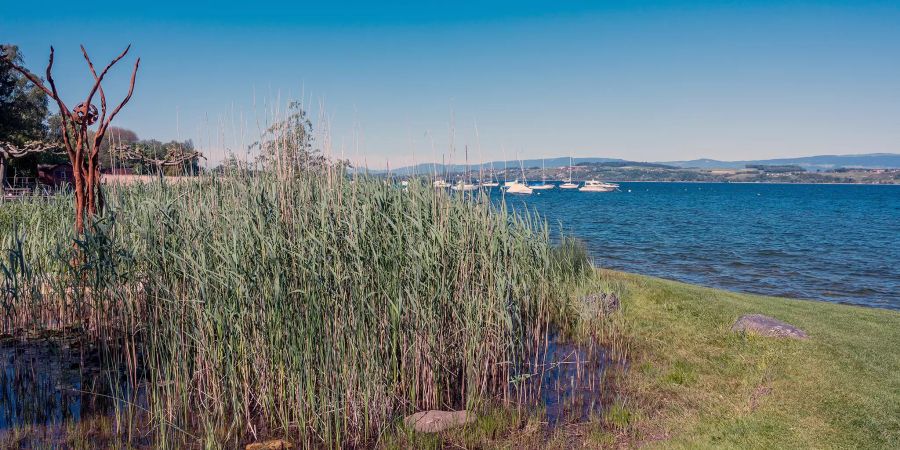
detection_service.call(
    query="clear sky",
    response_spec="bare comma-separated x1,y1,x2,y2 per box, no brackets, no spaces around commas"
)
3,1,900,167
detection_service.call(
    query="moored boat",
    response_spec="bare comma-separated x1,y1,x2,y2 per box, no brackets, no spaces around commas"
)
505,182,533,194
578,180,618,192
560,156,579,189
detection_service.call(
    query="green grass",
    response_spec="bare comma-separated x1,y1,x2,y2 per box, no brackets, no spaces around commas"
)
608,269,900,449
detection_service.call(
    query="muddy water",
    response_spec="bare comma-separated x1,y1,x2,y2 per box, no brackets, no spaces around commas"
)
511,331,615,425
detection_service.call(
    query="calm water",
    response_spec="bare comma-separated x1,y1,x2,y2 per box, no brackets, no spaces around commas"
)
494,182,900,310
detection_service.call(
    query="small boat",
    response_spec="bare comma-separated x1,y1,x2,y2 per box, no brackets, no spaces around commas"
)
530,159,555,190
433,179,451,188
481,159,499,187
560,156,579,189
504,154,533,194
578,180,619,192
451,181,478,191
505,182,533,195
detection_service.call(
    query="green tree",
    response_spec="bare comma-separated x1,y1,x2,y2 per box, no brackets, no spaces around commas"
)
0,44,58,186
0,44,48,144
251,101,326,172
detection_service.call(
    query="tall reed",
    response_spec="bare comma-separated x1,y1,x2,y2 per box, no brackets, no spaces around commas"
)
1,167,592,447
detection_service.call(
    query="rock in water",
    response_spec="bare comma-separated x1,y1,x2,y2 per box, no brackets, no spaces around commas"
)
246,439,293,450
732,314,807,339
404,410,473,433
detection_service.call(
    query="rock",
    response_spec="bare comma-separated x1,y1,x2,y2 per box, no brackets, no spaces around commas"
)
245,439,293,450
404,410,473,433
582,292,620,314
731,314,807,339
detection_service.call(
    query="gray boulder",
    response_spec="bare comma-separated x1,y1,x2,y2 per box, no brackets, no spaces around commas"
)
732,314,807,339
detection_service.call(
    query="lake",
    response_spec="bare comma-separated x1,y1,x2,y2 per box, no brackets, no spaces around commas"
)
494,182,900,310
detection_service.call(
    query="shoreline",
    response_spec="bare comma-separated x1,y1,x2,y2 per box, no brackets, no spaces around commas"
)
603,267,899,312
606,179,900,186
518,179,900,186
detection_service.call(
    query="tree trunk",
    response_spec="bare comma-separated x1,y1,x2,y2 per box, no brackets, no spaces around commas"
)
73,160,86,235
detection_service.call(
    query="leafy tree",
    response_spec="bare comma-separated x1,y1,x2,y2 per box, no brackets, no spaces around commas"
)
0,44,48,145
0,44,58,182
251,101,326,172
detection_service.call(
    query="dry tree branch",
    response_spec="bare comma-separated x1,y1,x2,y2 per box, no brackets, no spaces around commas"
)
112,143,205,171
81,45,108,126
83,44,131,126
104,57,141,132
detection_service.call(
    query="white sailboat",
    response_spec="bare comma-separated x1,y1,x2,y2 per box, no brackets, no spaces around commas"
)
481,161,499,187
433,151,450,188
505,154,533,194
530,159,555,190
559,156,579,189
506,182,533,194
578,179,619,192
452,145,478,191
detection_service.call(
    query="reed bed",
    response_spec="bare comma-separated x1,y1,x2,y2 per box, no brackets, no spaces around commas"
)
0,167,595,448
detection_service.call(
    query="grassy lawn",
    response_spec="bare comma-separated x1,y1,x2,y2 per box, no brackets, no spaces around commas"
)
608,269,900,449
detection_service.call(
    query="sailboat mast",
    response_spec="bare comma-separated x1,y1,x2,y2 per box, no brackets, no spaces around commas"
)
465,145,470,182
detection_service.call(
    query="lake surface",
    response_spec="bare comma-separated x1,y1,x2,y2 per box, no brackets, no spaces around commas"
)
494,182,900,310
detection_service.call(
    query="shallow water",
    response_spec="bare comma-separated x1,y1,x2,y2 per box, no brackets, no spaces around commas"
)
494,182,900,310
511,330,612,425
0,335,142,433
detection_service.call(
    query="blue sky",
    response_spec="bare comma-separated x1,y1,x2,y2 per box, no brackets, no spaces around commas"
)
3,1,900,167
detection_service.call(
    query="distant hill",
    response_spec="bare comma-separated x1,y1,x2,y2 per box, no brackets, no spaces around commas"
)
369,153,900,174
663,154,900,170
375,157,627,175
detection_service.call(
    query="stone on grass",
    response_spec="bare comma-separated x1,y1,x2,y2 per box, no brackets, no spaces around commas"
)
404,410,473,433
245,439,293,450
731,314,807,339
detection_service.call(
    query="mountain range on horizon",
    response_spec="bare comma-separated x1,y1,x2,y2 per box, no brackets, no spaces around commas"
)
369,153,900,175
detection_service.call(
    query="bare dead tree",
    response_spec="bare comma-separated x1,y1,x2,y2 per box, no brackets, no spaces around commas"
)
1,45,139,233
112,142,204,175
0,140,64,196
